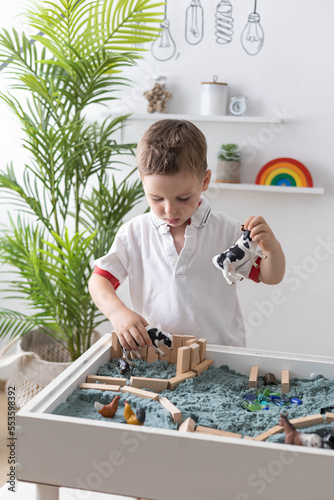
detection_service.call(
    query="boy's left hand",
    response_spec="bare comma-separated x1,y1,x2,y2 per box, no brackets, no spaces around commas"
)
243,215,279,253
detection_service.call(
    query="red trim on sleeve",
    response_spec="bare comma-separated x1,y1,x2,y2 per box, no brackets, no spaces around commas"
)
93,266,120,290
248,257,261,283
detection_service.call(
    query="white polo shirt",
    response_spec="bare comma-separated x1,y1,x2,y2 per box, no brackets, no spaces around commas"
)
93,197,259,346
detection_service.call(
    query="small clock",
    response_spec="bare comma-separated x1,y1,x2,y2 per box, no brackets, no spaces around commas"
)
229,96,247,116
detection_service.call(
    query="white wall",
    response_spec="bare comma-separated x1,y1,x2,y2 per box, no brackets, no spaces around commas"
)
1,0,334,365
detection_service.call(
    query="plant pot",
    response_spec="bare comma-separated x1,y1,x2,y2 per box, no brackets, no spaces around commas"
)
215,160,241,183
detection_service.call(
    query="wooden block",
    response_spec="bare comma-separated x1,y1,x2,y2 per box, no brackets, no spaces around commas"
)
80,383,121,392
197,338,207,362
182,335,196,346
110,331,123,360
168,371,197,390
158,343,171,363
146,345,159,363
290,414,324,428
87,375,127,386
186,339,198,347
189,343,200,369
243,436,254,440
169,335,184,364
138,346,148,361
121,386,159,401
130,376,169,392
325,412,334,423
192,358,214,376
176,346,191,376
253,425,284,441
249,365,259,388
281,369,290,394
179,417,196,432
196,426,242,439
159,397,182,423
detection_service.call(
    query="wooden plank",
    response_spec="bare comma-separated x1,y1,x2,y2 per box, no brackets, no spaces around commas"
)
253,425,284,441
281,369,290,393
189,343,200,369
146,345,159,363
159,397,182,423
130,376,169,392
196,426,242,439
186,339,198,347
176,346,191,376
182,335,196,346
110,331,123,360
290,414,324,428
158,343,171,363
139,346,148,361
87,375,127,386
121,386,159,401
169,335,183,364
179,417,196,432
249,365,259,389
197,338,207,362
325,412,334,423
168,371,197,390
192,358,214,376
80,383,121,392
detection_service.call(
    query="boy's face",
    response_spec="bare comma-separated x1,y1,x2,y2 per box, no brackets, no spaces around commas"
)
141,169,211,228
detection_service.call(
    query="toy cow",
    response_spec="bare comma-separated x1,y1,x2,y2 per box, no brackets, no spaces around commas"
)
212,225,266,285
120,326,173,364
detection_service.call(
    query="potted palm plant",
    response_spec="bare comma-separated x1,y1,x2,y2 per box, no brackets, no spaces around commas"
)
215,143,242,183
0,0,163,380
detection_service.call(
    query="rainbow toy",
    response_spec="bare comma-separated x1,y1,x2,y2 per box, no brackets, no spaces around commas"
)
255,158,313,188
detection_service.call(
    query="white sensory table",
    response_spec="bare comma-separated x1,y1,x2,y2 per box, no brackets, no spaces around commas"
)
16,334,334,500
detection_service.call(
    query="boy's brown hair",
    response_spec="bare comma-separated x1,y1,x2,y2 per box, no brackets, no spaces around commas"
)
136,119,208,178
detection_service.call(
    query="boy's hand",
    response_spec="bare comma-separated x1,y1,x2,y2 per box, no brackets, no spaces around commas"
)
243,215,280,253
112,305,152,351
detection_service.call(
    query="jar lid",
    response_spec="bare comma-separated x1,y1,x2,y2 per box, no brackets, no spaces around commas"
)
201,75,227,85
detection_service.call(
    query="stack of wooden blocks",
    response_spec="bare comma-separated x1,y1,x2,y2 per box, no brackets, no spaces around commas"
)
80,332,214,426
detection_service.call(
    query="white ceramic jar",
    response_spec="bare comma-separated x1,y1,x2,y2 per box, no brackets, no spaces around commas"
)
200,76,228,115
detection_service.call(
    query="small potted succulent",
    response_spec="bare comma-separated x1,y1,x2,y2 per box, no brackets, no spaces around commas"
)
215,143,242,183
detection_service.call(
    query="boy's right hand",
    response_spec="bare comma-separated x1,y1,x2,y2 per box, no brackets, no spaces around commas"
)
112,305,152,351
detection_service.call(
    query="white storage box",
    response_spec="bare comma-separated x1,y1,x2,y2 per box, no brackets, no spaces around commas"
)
16,334,334,500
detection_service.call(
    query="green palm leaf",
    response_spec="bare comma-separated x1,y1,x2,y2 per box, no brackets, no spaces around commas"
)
0,0,160,359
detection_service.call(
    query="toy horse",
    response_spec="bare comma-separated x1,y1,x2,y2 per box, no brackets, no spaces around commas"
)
279,413,334,449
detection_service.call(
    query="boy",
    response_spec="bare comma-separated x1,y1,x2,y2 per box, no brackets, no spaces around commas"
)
88,120,285,351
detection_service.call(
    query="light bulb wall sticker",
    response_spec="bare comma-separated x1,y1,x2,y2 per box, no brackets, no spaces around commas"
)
215,0,234,45
151,2,177,61
241,0,264,55
185,0,204,45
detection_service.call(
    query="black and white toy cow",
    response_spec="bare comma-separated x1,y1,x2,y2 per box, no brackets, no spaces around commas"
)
120,326,173,364
212,225,266,285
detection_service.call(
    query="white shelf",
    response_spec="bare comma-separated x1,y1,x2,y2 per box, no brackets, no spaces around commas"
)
208,183,324,195
124,113,280,124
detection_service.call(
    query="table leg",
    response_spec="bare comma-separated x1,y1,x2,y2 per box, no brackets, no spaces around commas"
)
36,484,59,500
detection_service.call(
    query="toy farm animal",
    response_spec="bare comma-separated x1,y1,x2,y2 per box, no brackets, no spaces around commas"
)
212,225,266,285
279,413,323,448
120,326,173,364
117,358,130,375
263,373,277,385
94,395,120,418
124,401,146,426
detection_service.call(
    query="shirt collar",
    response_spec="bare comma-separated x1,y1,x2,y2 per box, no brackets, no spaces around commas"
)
150,196,211,229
